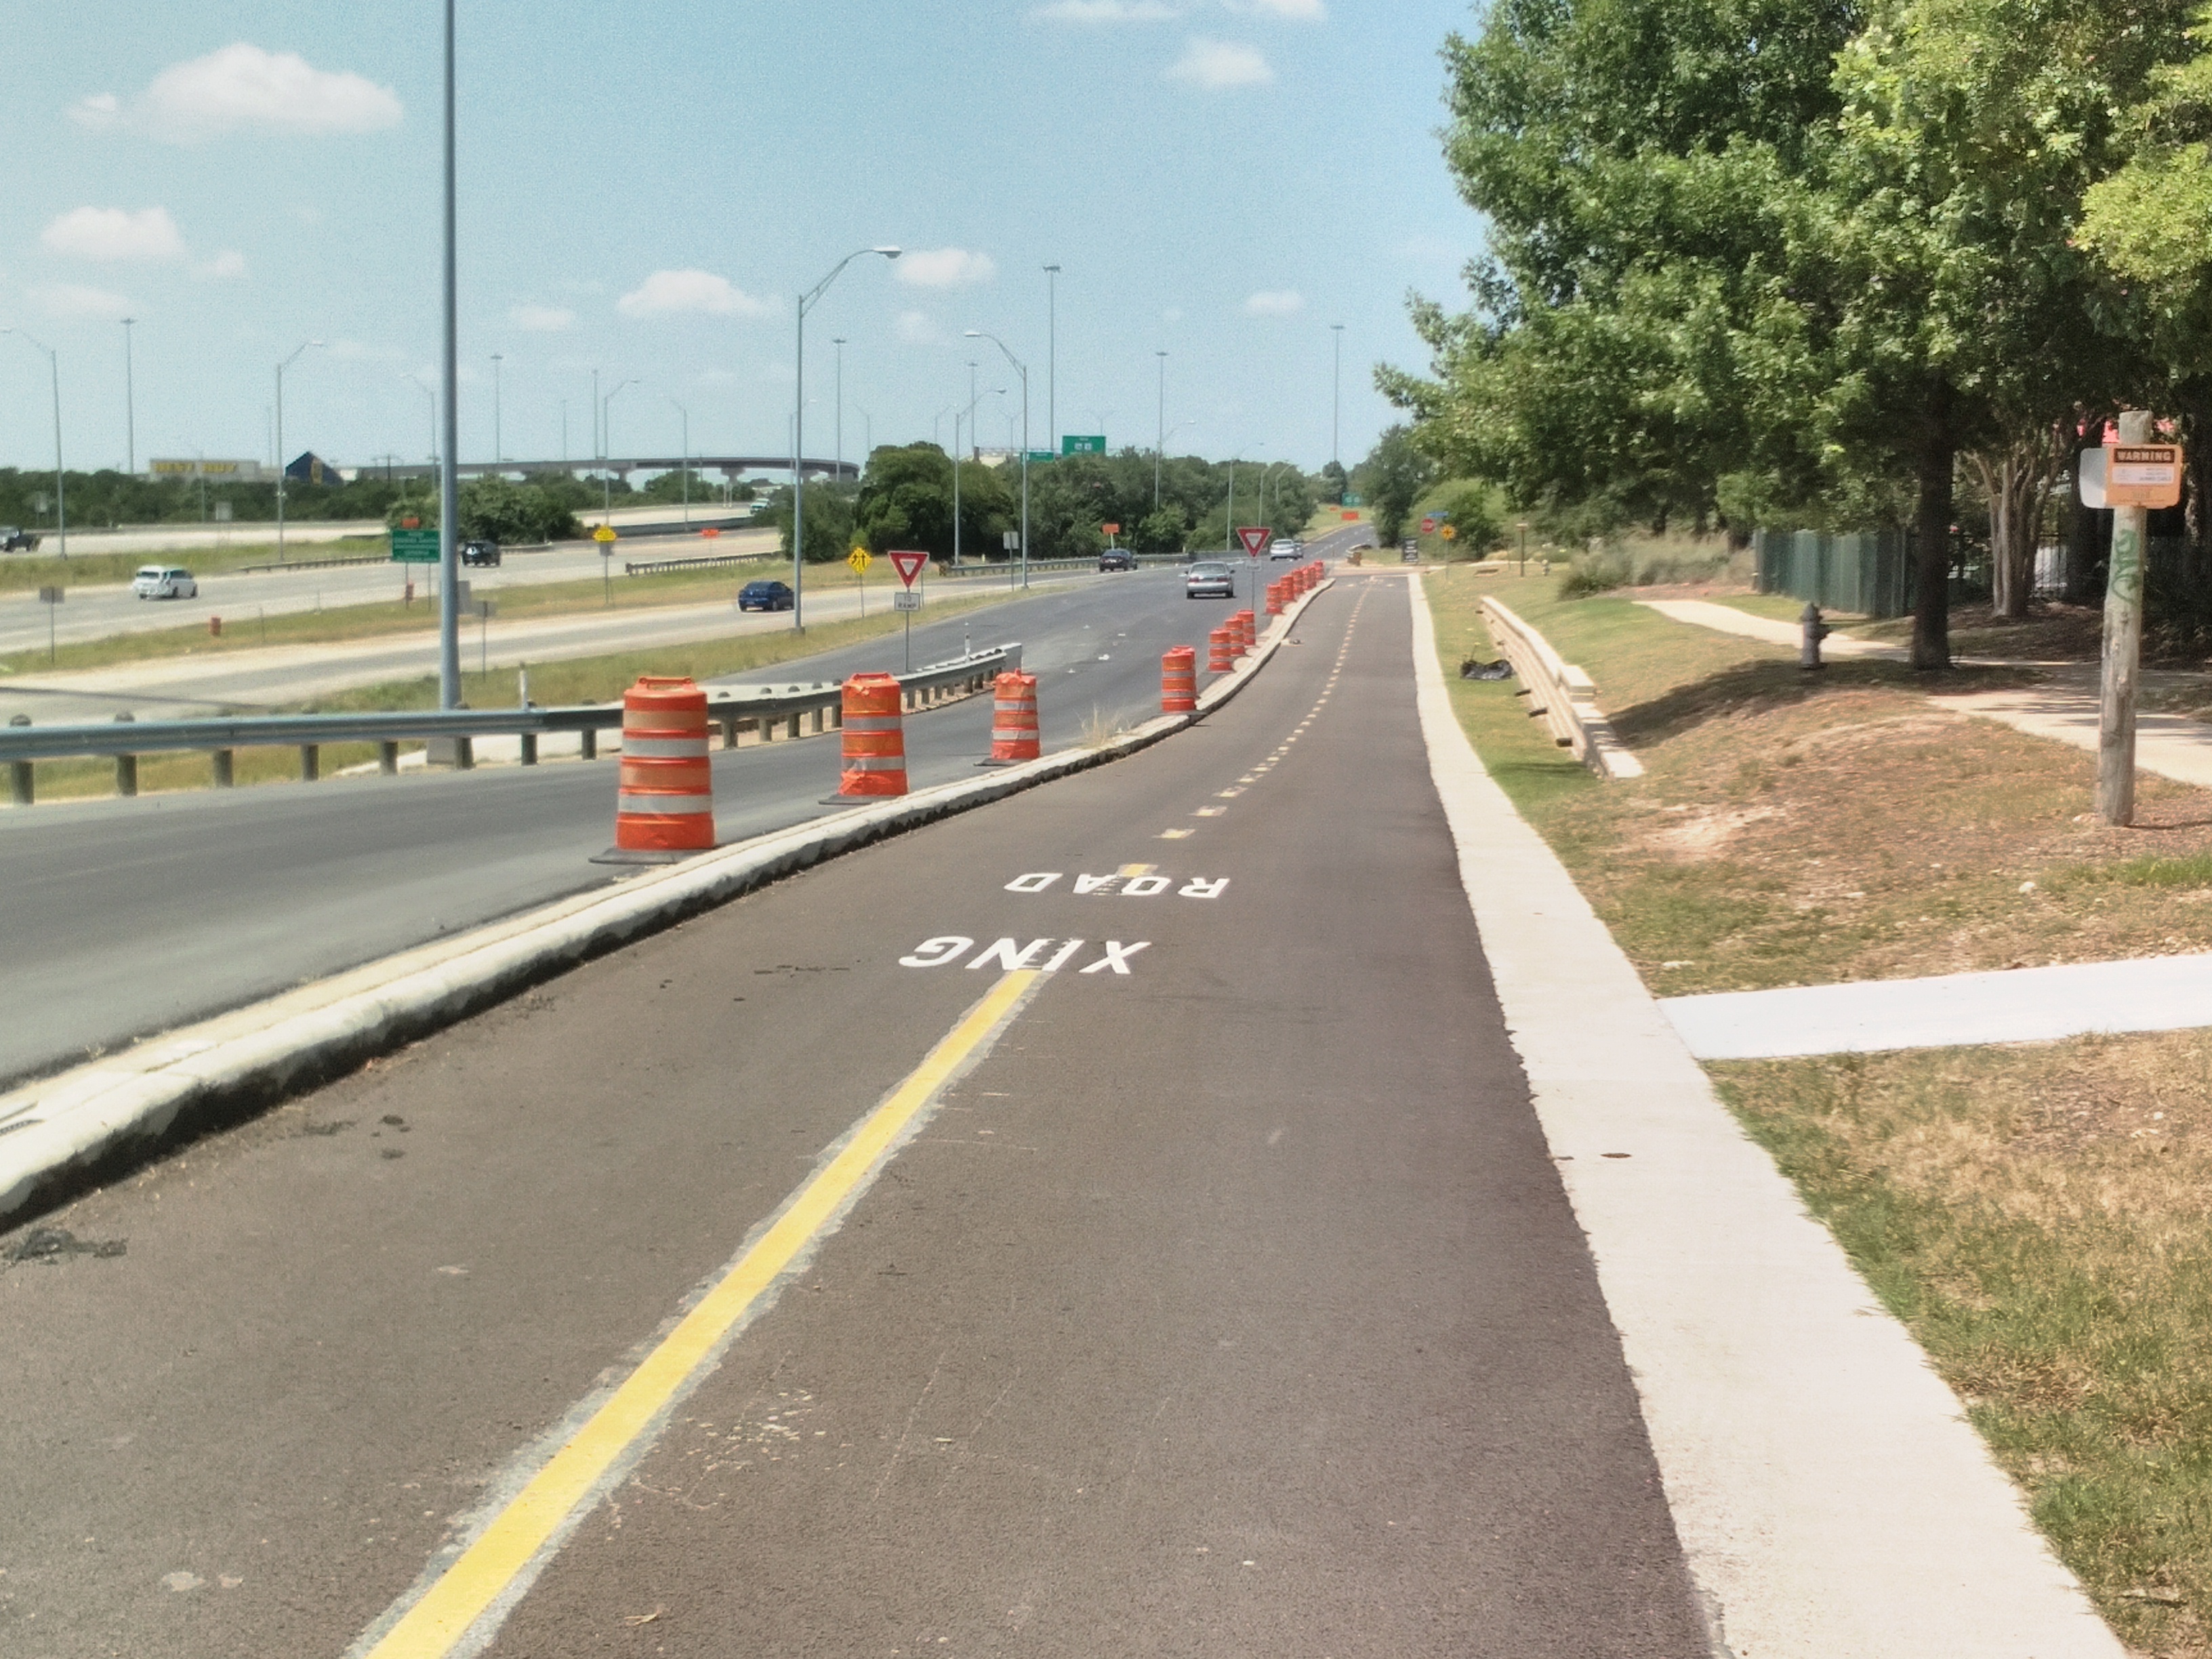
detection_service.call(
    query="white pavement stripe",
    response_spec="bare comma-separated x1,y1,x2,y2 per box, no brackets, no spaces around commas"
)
1408,573,2125,1659
1664,951,2212,1060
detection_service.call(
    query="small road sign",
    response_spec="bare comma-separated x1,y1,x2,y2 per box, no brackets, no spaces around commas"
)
2108,445,2184,508
390,527,440,564
848,546,872,573
1002,531,1021,553
1340,509,1359,520
892,590,922,612
37,586,62,605
701,525,722,540
888,550,928,588
1441,524,1458,541
1103,522,1120,535
1420,516,1436,533
1235,525,1273,558
593,524,618,548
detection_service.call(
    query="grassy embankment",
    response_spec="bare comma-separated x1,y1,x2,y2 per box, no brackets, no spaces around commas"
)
1429,563,2212,1654
0,536,392,596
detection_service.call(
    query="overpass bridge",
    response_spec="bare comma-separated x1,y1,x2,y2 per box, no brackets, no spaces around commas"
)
357,455,858,484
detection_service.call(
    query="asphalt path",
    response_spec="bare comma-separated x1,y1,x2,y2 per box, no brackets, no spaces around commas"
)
0,539,1350,1087
0,564,1704,1658
0,529,776,661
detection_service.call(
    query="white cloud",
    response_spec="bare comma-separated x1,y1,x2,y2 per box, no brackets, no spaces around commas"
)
1166,37,1273,87
1031,0,1180,19
194,249,247,280
896,310,941,345
1244,288,1304,316
1223,0,1325,18
70,92,120,131
41,206,186,263
510,302,577,332
893,248,998,289
616,268,773,319
32,283,133,321
137,45,403,142
1163,306,1185,323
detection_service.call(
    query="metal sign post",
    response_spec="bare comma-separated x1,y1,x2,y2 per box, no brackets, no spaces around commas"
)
38,585,61,665
594,523,617,606
2085,417,2181,825
848,544,871,617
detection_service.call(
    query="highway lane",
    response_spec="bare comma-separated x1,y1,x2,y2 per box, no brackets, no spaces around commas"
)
0,534,1355,1088
0,529,776,660
0,560,1703,1658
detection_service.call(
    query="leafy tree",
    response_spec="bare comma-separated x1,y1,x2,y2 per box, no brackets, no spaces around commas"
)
763,482,857,565
382,476,580,543
1357,427,1437,544
1320,459,1348,504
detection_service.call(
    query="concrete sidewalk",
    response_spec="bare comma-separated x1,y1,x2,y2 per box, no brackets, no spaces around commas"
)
1664,950,2212,1060
1637,598,1904,659
1414,576,2125,1658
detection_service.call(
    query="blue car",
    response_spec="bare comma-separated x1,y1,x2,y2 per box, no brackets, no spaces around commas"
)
737,579,794,612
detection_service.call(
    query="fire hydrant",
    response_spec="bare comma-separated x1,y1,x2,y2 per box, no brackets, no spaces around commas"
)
1800,602,1831,670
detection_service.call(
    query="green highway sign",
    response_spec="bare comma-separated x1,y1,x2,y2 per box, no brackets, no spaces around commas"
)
390,527,441,564
1343,492,1363,508
1061,434,1106,455
1026,450,1056,464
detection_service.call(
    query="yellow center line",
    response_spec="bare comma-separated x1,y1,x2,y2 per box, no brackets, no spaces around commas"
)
355,970,1043,1659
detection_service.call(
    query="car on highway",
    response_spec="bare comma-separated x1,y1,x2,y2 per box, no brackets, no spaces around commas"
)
737,579,795,612
1185,560,1235,599
1098,548,1135,572
131,565,199,600
1269,539,1300,560
1,526,39,553
462,538,501,567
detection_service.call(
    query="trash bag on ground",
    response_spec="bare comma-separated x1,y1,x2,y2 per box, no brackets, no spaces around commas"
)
1460,659,1513,681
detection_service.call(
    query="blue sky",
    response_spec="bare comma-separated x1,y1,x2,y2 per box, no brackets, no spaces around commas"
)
1,0,1477,481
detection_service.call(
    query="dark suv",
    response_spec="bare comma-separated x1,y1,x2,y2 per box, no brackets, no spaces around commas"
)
1,527,39,553
461,539,501,567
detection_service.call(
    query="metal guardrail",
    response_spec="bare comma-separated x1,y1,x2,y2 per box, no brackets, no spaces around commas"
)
1,644,1021,801
1478,597,1642,780
234,552,394,574
623,552,771,575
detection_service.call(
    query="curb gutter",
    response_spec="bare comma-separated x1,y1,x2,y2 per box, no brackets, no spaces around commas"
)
0,580,1332,1232
1408,571,2123,1658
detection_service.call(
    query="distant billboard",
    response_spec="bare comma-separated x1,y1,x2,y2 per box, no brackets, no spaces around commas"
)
150,457,266,481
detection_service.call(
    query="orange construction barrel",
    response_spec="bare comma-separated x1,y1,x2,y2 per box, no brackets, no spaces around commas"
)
1265,581,1284,616
614,676,714,852
832,672,907,797
989,671,1042,762
1234,609,1256,653
1207,626,1235,674
1161,647,1196,713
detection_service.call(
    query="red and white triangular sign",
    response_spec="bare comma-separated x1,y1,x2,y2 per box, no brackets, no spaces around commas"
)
888,550,928,588
1236,525,1273,558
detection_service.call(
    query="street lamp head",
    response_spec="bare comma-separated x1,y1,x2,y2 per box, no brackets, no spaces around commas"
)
873,246,901,259
964,330,983,339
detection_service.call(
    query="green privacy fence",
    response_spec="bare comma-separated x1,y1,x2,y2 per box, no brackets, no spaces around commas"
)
1752,529,1914,617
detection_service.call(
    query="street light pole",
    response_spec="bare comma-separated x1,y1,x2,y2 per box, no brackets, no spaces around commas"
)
121,316,137,476
274,338,322,568
490,352,503,464
966,330,1029,588
1,329,66,558
438,0,461,710
672,398,689,526
1044,264,1060,457
1154,350,1167,510
832,336,845,483
794,247,900,631
1330,323,1344,483
600,378,636,521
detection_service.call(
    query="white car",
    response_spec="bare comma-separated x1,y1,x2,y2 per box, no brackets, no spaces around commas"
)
1269,539,1300,560
133,565,199,600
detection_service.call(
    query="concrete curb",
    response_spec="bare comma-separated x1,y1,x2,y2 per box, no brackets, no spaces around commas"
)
1406,573,2124,1658
0,578,1332,1232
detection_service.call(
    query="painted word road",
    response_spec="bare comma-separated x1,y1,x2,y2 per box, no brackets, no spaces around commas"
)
1002,868,1228,899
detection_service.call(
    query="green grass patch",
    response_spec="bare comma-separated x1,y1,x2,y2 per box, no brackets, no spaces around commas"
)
2047,853,2212,892
0,535,390,595
1716,1036,2212,1654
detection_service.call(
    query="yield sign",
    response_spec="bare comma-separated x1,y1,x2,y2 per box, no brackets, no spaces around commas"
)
1235,525,1273,558
888,549,928,588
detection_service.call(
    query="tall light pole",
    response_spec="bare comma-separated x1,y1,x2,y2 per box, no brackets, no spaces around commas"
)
437,0,461,710
121,316,137,476
274,338,323,567
832,335,846,482
1044,263,1061,457
1330,322,1345,485
600,377,637,521
1,328,66,558
405,374,438,462
1154,350,1168,510
794,246,899,630
490,352,503,464
671,397,689,526
966,329,1029,588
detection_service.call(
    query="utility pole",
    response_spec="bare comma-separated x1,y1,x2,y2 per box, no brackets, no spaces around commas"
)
1154,350,1167,510
437,0,460,711
122,316,137,476
1330,322,1344,483
2098,407,2154,824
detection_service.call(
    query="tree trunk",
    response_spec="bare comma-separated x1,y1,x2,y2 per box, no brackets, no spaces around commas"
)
1913,426,1954,670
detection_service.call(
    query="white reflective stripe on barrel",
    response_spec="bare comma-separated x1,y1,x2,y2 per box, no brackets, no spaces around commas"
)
621,736,711,758
841,756,905,771
617,792,714,814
